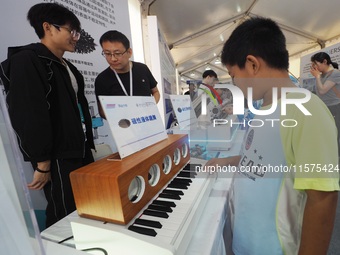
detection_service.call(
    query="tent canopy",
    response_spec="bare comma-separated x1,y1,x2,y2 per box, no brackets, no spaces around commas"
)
141,0,340,82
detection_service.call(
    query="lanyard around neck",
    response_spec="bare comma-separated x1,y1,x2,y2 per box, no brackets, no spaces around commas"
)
112,62,133,96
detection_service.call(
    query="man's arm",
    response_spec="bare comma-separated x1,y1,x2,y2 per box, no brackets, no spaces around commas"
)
151,87,160,103
27,160,51,190
298,189,338,255
8,51,53,162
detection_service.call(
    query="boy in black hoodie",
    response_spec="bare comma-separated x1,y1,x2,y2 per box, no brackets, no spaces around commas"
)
0,3,95,228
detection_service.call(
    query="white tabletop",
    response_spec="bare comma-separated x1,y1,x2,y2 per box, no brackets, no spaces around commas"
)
41,177,232,255
41,130,245,254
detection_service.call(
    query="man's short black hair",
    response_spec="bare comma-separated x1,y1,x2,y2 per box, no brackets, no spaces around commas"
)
202,70,218,79
27,3,81,39
221,17,289,70
99,30,130,50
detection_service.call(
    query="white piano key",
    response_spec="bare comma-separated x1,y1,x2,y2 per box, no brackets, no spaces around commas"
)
69,159,217,255
131,174,209,244
130,221,178,243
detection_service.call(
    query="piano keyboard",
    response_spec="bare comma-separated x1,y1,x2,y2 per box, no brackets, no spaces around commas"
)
71,159,217,255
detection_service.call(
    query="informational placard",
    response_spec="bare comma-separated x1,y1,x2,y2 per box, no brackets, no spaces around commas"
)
99,96,167,158
169,95,198,129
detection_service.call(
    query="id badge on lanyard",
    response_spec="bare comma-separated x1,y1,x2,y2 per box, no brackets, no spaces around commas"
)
113,65,133,96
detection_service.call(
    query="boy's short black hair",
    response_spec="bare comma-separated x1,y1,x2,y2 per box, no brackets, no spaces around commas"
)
221,17,289,70
202,69,218,79
99,30,130,50
27,3,81,39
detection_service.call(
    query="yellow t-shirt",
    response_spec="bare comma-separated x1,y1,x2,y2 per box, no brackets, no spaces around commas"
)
281,92,340,191
231,91,339,255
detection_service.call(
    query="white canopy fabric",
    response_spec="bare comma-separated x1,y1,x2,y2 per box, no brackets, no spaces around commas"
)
141,0,340,82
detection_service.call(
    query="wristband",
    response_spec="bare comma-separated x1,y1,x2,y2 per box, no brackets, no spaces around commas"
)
35,167,50,173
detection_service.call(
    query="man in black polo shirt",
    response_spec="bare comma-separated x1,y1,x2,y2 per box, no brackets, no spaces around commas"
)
95,30,160,119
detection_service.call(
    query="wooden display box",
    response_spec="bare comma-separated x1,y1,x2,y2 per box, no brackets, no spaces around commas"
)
70,134,189,225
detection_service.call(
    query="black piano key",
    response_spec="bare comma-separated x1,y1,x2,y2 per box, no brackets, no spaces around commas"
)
168,182,189,190
182,168,198,175
134,218,162,229
153,200,176,208
128,225,157,237
174,176,192,181
162,189,184,196
180,170,197,177
159,192,182,200
148,204,173,213
177,171,193,178
183,163,201,171
183,169,196,173
174,177,191,183
183,164,191,170
173,178,192,184
143,209,169,218
170,178,190,187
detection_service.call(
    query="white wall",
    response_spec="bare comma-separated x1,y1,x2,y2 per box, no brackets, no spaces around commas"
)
128,0,145,63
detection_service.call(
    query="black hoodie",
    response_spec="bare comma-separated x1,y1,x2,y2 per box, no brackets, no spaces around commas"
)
0,43,94,163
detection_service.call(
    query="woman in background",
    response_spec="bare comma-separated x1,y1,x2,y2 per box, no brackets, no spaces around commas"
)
310,52,340,156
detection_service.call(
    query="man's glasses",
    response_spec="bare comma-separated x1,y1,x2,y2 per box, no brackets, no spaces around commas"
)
52,24,81,40
101,49,128,59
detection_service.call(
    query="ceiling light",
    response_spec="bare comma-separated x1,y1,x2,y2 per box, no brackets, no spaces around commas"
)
205,65,211,70
190,72,195,77
236,5,241,13
214,58,221,64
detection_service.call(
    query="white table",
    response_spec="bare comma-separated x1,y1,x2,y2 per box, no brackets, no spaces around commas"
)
41,130,245,254
41,177,232,255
